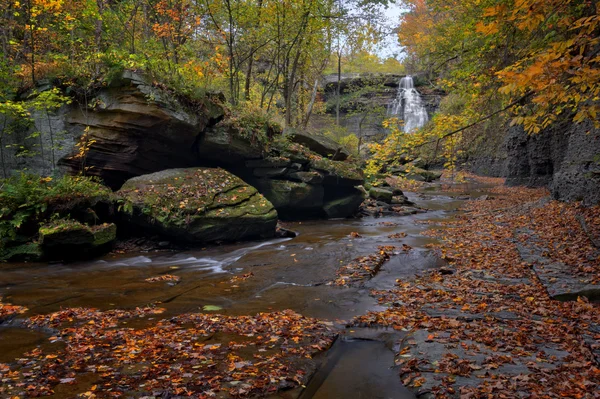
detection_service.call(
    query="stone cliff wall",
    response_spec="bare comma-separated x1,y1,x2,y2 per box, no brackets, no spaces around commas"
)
505,119,600,204
465,116,600,205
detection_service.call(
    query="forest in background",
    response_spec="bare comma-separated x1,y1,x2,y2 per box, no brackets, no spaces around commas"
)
0,0,598,186
0,0,402,130
368,0,599,175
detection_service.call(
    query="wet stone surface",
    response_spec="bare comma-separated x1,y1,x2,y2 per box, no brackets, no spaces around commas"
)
515,228,600,301
0,183,496,398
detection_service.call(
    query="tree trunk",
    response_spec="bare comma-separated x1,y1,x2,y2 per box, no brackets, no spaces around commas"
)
1,117,7,179
303,78,319,128
95,0,105,76
46,110,55,172
336,50,341,126
27,0,35,84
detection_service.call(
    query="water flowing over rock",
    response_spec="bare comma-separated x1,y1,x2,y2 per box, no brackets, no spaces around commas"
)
388,76,429,133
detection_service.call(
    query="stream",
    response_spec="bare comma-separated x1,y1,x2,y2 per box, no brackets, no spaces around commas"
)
0,183,493,399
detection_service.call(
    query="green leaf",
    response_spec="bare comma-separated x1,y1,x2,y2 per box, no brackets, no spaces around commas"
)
202,305,222,312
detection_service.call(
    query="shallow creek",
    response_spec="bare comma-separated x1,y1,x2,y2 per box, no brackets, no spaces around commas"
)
0,183,493,398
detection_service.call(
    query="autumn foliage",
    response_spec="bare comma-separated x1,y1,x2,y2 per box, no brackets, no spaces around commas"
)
353,182,600,397
385,0,600,169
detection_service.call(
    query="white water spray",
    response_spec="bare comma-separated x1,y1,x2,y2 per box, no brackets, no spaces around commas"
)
388,76,429,133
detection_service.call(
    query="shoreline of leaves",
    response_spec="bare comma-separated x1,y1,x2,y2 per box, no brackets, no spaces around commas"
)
351,184,600,397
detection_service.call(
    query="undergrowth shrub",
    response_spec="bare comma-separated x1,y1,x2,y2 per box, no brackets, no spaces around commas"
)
226,103,283,149
0,174,111,244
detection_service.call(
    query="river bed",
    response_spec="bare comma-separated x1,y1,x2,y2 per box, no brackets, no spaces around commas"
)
0,183,493,398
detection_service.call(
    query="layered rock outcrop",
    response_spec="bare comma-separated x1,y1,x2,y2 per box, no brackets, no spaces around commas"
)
239,141,364,219
4,71,364,227
504,119,600,204
60,71,224,188
56,72,364,219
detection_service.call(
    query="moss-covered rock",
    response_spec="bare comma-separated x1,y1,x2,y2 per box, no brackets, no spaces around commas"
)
91,223,118,246
38,220,117,260
117,168,278,243
309,157,364,186
0,243,43,262
323,191,365,219
369,187,393,203
275,141,318,165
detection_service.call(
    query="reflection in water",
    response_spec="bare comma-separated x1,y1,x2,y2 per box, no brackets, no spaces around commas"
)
302,338,414,399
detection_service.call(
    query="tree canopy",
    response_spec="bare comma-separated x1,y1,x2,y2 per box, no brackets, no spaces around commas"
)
397,0,599,134
0,0,399,128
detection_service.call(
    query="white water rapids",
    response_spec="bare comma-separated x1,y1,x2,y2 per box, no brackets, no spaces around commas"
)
388,76,429,133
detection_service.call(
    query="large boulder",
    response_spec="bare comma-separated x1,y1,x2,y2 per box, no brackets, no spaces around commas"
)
289,131,351,161
117,168,278,243
253,179,324,219
60,71,225,189
323,191,365,219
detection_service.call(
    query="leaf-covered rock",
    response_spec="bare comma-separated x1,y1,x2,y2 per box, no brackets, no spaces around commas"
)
117,168,278,243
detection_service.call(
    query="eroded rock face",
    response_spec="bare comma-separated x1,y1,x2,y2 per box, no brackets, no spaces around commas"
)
505,119,600,204
60,71,224,188
117,168,278,243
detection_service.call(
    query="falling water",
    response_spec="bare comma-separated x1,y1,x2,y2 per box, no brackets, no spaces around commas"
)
388,76,429,133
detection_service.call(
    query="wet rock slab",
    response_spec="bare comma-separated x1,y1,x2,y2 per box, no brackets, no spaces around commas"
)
398,329,570,398
516,228,600,301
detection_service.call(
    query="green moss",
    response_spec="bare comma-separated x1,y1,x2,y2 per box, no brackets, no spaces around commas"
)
39,219,116,247
39,219,87,236
118,167,278,243
310,157,363,181
205,192,276,220
0,242,42,262
119,168,277,228
91,223,117,246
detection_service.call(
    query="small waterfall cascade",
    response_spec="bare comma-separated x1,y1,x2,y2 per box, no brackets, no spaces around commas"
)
387,76,429,133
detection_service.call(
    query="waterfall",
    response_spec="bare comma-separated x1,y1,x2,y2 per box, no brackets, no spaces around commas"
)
387,76,429,133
